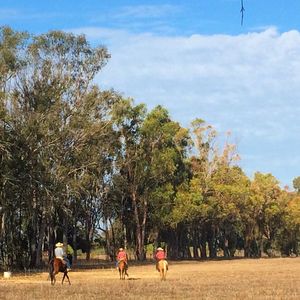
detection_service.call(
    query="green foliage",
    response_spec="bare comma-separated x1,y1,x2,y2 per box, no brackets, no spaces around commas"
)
293,176,300,193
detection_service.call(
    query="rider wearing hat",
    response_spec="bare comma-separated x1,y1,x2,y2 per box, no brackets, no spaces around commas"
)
54,242,71,271
116,247,129,276
155,247,168,271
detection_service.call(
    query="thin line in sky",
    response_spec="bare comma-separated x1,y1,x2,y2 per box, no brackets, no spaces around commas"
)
241,0,245,26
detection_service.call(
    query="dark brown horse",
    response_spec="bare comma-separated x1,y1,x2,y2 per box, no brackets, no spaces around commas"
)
49,258,71,285
118,260,128,280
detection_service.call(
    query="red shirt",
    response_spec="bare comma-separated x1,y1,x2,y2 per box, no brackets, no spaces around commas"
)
117,251,127,261
155,250,165,260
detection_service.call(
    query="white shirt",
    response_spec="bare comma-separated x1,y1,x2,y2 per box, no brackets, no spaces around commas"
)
55,247,64,259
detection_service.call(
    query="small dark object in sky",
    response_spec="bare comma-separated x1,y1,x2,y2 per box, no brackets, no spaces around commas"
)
240,0,245,26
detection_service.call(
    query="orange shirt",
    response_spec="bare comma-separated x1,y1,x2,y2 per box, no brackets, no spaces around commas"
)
155,250,165,260
117,251,127,261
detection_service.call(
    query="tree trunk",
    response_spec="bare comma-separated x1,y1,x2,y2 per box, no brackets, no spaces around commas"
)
85,215,94,261
132,191,146,261
104,220,113,261
244,224,253,258
193,228,199,259
200,241,207,258
168,229,179,259
123,223,127,251
73,222,78,264
35,212,46,267
48,224,55,262
30,191,38,267
208,225,217,258
109,218,116,254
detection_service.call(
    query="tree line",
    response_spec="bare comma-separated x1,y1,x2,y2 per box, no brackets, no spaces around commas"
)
0,27,299,270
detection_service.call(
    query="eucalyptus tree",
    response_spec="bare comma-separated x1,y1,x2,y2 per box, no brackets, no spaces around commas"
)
168,120,247,259
112,101,190,260
0,27,111,268
240,172,282,257
0,26,28,92
19,30,110,264
278,192,300,256
172,119,223,258
110,99,146,260
0,26,29,269
62,88,120,260
209,164,250,257
140,105,190,258
293,176,300,193
166,119,217,258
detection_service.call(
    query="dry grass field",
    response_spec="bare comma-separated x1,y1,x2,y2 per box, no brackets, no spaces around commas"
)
0,258,300,299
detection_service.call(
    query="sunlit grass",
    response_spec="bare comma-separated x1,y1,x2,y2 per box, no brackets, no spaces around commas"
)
0,258,300,299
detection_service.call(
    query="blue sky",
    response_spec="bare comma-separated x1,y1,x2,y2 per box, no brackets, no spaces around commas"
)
2,1,300,187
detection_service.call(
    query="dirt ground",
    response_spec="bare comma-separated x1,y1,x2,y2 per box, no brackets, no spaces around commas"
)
0,257,300,299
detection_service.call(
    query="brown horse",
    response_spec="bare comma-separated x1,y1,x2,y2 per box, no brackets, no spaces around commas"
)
158,259,168,281
49,258,71,285
118,260,128,280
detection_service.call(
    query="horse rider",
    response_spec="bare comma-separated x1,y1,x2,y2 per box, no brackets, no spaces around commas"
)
66,244,74,267
155,247,168,271
116,247,129,275
54,242,71,271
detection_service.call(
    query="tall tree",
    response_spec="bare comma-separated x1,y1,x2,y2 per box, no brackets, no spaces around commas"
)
112,102,189,260
293,176,300,193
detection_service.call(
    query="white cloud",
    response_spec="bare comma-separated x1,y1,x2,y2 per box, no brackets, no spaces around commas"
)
72,26,300,186
86,4,182,35
0,9,19,19
0,8,69,21
71,27,130,46
115,4,180,19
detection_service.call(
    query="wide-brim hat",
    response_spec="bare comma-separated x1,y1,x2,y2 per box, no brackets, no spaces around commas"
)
157,247,163,251
55,242,63,247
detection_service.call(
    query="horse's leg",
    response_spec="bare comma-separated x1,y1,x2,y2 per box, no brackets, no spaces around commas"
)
49,271,53,285
50,272,54,285
62,272,66,285
156,261,159,272
119,268,121,280
52,273,57,285
163,267,167,281
65,272,71,285
49,262,54,285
